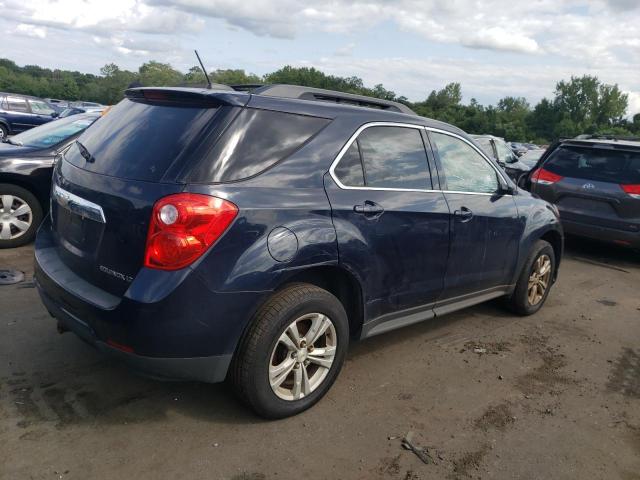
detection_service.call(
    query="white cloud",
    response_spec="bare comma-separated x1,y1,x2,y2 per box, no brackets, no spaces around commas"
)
334,43,356,57
0,0,638,115
13,23,47,38
627,92,640,117
463,27,540,54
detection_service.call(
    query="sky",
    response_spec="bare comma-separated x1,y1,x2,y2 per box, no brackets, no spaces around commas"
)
1,0,639,115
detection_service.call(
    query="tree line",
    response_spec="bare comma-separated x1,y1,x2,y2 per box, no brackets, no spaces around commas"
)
1,58,638,143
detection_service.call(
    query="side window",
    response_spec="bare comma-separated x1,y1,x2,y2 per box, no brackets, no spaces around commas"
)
188,108,330,183
29,100,55,115
430,132,500,194
333,142,365,187
356,126,431,189
7,97,28,113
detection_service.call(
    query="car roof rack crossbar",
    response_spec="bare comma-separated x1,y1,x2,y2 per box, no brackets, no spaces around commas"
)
250,84,417,115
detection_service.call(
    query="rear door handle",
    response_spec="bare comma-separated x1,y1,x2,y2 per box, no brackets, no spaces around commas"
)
354,201,384,217
454,206,473,222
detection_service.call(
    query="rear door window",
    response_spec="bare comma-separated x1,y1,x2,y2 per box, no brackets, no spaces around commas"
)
7,97,28,113
189,108,330,183
544,145,640,184
352,126,431,190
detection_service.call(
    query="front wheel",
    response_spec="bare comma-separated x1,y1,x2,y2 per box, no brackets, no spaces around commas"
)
505,240,556,315
230,283,349,418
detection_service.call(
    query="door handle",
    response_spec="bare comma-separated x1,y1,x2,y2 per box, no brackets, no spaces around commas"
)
354,201,384,217
454,206,473,222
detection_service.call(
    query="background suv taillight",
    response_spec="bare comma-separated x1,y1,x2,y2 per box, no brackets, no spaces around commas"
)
531,168,564,185
144,193,238,270
620,184,640,199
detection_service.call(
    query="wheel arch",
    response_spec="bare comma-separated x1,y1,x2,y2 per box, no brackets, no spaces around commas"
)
539,228,563,281
0,174,48,211
0,118,11,134
279,265,365,340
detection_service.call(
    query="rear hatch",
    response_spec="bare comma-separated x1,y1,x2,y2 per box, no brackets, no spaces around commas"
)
50,89,246,296
531,142,640,232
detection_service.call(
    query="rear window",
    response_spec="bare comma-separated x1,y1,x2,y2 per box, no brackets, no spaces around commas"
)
188,108,330,183
545,145,640,184
65,99,221,182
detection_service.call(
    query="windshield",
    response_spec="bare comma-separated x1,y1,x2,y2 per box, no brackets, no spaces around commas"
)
10,115,97,148
474,138,495,158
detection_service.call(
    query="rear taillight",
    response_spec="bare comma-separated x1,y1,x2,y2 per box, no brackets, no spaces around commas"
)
144,193,238,270
531,168,564,185
620,184,640,199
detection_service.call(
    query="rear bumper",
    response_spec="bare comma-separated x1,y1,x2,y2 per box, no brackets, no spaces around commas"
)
34,217,270,383
37,279,232,382
561,218,640,248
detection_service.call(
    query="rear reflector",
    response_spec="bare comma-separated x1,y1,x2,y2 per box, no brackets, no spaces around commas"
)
107,339,135,354
620,184,640,199
531,168,564,185
144,193,238,271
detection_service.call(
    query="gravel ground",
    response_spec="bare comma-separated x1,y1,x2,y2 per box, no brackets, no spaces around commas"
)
1,238,639,480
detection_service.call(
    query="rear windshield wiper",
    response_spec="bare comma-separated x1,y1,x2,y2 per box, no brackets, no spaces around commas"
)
76,140,95,163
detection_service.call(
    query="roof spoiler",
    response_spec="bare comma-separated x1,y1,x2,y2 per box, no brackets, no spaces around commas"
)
244,84,416,115
124,87,248,107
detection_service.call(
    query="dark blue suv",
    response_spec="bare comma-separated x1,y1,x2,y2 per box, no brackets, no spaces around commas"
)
34,85,563,418
0,92,57,140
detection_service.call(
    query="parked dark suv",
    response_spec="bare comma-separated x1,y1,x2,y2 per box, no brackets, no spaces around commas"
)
527,136,640,249
34,85,563,418
0,92,57,140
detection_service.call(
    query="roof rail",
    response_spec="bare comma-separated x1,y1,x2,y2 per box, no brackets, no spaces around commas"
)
575,134,640,142
250,84,417,115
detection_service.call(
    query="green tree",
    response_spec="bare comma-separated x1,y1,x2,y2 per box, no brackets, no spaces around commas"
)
553,75,628,134
210,69,261,85
138,61,183,87
494,96,530,141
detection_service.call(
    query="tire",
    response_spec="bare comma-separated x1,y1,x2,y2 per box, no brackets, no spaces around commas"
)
505,240,556,316
0,184,43,248
0,124,8,142
230,283,349,419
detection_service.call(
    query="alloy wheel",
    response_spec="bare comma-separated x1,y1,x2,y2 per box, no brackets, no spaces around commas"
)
269,312,337,401
527,254,552,306
0,194,33,240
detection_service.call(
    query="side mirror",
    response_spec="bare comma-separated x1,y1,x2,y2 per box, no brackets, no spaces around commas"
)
497,160,506,168
51,112,59,118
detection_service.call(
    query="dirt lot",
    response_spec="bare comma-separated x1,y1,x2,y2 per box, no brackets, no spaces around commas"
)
1,238,639,480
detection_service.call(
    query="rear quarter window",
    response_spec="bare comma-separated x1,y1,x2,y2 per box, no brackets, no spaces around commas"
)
188,108,330,183
545,146,640,184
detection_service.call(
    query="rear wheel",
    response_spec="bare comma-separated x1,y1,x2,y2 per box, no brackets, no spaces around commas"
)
506,240,555,315
0,184,43,248
0,124,8,141
230,283,349,418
